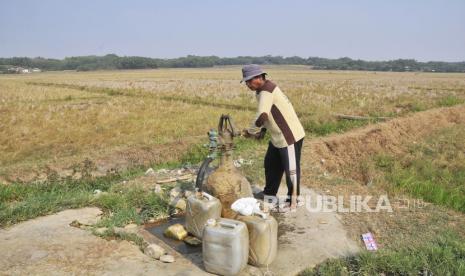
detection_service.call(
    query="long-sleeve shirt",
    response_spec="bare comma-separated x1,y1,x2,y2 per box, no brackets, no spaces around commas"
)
249,80,305,148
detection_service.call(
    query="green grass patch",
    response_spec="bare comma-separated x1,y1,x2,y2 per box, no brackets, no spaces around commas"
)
0,175,171,228
0,166,148,227
0,186,93,226
300,230,465,276
94,185,170,228
408,101,427,112
179,143,209,165
374,126,465,213
94,227,147,251
234,135,269,151
303,119,371,136
436,95,465,107
113,231,147,250
1,178,112,226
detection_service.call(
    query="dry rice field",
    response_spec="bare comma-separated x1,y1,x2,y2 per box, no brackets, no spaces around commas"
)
1,66,464,182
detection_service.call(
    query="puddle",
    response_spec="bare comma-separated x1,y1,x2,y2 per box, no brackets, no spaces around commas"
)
144,217,202,256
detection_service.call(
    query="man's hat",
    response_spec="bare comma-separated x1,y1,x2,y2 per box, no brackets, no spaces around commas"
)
241,64,267,83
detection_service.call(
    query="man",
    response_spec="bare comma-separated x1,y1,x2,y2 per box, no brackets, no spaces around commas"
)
241,64,305,210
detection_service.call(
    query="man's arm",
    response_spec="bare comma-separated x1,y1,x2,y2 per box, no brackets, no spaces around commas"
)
243,91,273,139
242,126,266,139
254,91,273,127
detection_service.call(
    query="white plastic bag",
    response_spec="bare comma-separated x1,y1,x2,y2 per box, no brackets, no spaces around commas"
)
231,197,261,216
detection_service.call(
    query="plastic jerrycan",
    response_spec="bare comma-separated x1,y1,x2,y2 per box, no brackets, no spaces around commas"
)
237,212,278,267
185,192,222,239
202,218,249,275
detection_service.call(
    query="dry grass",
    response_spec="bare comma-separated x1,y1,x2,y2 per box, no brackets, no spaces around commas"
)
1,67,464,181
24,66,465,116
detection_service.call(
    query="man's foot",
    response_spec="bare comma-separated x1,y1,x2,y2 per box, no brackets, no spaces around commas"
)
285,196,302,205
260,193,280,212
254,191,265,200
274,203,298,214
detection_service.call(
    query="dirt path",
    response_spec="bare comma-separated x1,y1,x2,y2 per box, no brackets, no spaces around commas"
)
0,208,207,276
149,184,360,275
0,188,359,276
266,186,360,275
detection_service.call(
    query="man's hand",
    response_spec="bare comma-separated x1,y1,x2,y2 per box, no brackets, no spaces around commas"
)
242,128,253,138
242,128,266,140
257,128,266,139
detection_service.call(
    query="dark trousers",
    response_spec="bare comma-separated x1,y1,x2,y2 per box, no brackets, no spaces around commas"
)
263,138,303,200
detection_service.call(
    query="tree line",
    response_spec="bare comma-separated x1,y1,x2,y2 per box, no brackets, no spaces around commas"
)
1,54,464,73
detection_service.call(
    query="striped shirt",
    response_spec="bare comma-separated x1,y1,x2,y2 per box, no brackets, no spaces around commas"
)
250,80,305,148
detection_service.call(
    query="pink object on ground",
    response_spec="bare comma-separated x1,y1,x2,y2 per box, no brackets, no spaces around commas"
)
362,232,378,251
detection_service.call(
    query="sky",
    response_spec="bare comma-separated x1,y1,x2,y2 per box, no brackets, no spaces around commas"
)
1,0,464,62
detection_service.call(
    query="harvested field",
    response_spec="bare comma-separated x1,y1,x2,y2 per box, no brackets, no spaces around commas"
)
1,67,464,183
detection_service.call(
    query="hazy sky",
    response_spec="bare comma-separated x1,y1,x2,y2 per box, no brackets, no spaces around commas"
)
1,0,464,61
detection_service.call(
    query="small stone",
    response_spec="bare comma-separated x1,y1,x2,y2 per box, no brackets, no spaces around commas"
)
164,223,188,240
145,168,156,176
30,250,48,261
95,227,108,235
170,198,186,211
124,223,139,233
169,186,182,199
113,227,125,234
160,254,174,263
93,190,108,198
153,184,163,194
183,190,193,198
160,254,175,263
157,168,168,174
320,158,325,164
69,220,83,228
184,236,202,246
144,244,166,260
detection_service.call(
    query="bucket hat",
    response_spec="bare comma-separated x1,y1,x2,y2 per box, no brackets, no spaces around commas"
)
241,64,267,83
